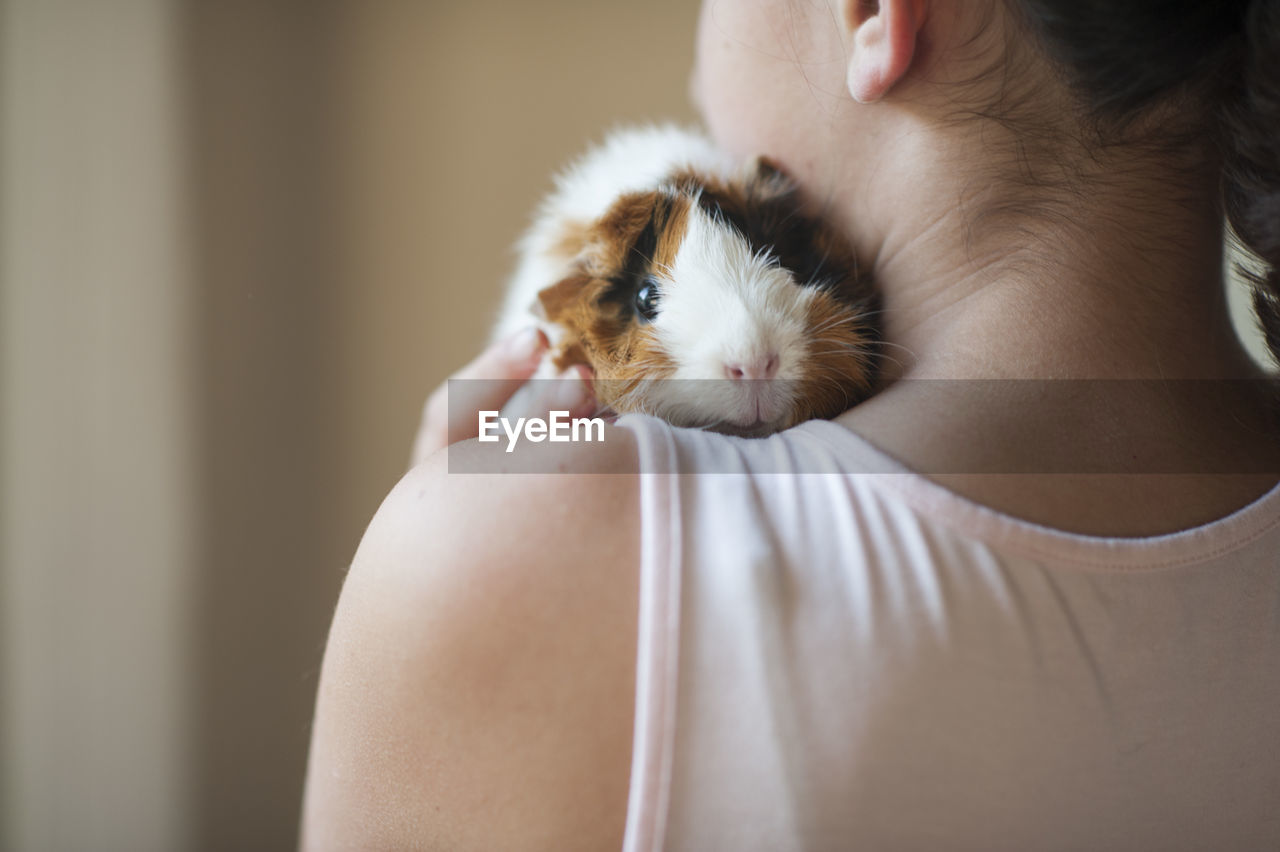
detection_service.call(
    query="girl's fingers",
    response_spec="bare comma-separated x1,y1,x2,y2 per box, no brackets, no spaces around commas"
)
411,328,550,466
501,365,596,424
455,326,547,385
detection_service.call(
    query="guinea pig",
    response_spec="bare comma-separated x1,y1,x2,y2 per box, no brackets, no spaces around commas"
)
494,125,880,436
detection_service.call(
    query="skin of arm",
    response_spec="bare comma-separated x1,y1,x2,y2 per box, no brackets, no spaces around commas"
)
300,432,641,851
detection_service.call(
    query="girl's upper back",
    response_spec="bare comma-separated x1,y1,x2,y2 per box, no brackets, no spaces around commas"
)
619,413,1280,852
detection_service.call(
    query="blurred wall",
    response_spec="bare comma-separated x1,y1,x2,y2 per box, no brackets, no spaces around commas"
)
181,3,347,849
1,0,194,849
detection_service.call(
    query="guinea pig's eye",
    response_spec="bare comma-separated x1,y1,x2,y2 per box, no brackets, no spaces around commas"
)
635,278,661,322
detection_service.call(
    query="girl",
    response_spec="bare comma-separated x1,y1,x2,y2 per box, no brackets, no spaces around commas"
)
303,1,1280,848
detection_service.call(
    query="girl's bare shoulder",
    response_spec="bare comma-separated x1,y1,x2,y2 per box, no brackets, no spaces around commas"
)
302,428,641,851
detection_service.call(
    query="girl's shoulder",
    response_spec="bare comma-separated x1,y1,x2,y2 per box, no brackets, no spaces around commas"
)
301,431,641,851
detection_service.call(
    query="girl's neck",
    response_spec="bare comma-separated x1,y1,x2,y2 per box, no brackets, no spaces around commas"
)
822,119,1262,381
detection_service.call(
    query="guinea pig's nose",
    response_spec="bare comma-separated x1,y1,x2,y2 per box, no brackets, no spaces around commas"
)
725,352,780,381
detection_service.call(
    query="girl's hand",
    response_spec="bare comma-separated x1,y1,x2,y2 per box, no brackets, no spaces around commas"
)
409,327,595,467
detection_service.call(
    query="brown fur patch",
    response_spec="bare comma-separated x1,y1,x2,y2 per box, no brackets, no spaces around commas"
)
537,191,691,411
791,291,879,424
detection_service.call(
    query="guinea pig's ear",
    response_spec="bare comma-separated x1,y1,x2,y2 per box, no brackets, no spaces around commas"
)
536,273,592,325
751,156,788,182
746,156,797,200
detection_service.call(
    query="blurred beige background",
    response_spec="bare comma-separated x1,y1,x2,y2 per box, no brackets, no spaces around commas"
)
1,0,696,849
0,1,1269,851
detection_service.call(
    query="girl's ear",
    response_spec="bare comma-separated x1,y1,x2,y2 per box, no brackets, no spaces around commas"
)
838,0,927,103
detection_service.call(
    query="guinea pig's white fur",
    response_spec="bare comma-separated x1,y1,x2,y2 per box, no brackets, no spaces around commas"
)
494,124,877,433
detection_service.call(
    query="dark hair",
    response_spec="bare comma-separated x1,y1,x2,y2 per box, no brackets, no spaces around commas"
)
1010,0,1280,363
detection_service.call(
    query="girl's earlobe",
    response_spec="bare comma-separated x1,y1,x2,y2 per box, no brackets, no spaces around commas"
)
840,0,926,103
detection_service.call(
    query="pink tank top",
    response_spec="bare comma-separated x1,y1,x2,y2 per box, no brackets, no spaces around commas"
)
617,414,1280,852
